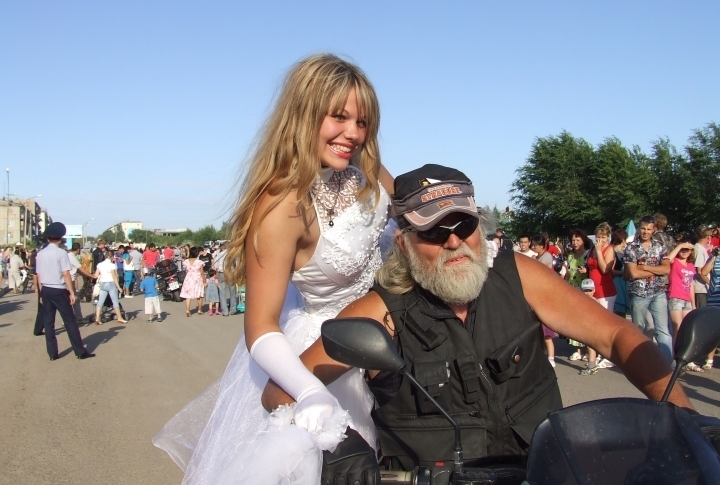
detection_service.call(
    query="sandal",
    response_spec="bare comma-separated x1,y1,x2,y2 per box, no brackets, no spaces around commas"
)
117,320,128,324
703,360,714,370
686,362,705,373
94,321,102,326
186,311,190,317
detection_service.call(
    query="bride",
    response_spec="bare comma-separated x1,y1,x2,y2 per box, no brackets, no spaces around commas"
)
153,54,394,484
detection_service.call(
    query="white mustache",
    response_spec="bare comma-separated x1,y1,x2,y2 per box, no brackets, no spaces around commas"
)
438,244,479,265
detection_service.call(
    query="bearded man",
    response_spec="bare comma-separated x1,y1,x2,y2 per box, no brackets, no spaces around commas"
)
262,164,693,484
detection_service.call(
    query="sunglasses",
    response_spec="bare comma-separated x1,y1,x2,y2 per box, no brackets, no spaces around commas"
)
404,217,479,244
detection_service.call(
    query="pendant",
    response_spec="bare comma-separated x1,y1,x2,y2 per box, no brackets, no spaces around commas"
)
329,220,334,227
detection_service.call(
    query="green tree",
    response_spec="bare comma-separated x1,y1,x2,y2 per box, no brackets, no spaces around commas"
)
646,138,690,230
682,123,720,228
193,225,223,246
510,131,598,236
594,138,650,228
127,229,157,246
97,229,116,243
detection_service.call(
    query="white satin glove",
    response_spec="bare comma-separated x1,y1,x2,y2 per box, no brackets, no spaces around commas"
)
250,332,339,434
293,388,340,434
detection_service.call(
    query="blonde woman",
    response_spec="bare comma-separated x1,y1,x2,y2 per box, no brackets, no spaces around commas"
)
154,54,394,483
582,222,617,373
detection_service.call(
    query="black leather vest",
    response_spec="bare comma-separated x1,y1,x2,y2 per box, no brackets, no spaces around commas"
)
369,250,562,470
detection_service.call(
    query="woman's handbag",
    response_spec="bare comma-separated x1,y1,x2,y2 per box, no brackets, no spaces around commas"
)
92,281,101,298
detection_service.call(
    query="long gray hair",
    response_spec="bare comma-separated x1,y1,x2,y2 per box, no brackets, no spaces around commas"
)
376,208,494,295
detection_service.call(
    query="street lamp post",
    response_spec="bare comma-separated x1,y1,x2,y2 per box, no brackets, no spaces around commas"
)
83,218,94,247
5,168,9,246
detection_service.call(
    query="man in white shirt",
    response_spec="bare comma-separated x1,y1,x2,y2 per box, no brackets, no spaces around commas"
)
515,234,537,258
7,249,26,294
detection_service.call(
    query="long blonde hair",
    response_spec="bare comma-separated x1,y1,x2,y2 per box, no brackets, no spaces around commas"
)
224,54,382,285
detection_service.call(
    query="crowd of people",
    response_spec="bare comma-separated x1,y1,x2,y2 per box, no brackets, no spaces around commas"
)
3,53,714,484
494,215,720,376
1,237,243,328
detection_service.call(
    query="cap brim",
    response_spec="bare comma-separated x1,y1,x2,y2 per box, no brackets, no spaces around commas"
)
403,196,478,231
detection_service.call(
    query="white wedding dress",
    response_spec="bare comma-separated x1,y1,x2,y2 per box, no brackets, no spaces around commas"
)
153,166,392,484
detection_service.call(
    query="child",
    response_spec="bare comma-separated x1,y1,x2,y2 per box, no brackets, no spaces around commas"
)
139,269,162,323
667,240,704,372
579,279,602,375
205,269,220,316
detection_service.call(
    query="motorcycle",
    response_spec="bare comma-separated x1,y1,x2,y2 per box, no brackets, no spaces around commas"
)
320,307,720,485
154,259,184,302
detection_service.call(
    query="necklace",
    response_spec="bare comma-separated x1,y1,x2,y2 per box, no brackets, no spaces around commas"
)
324,178,341,227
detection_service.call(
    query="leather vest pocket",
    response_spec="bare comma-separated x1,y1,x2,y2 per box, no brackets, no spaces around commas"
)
485,323,541,383
376,414,487,468
504,373,562,445
413,359,452,414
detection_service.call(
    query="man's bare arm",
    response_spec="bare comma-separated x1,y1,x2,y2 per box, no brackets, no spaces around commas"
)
642,259,670,276
624,262,655,279
515,254,692,409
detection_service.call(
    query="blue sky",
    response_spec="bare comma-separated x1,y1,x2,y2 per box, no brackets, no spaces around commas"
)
1,1,718,235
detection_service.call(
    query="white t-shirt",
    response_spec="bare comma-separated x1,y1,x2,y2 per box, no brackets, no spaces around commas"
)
517,249,538,258
485,240,498,267
67,252,81,281
96,259,117,283
694,243,709,294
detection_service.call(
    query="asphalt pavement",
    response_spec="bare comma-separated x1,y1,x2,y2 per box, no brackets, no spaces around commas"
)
1,289,719,485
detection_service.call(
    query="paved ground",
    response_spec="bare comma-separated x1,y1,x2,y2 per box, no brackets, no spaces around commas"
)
1,288,719,484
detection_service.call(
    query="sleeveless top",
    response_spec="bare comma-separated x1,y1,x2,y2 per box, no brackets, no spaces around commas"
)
587,245,617,298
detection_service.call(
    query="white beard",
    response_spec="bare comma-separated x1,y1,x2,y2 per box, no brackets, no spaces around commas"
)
404,236,489,305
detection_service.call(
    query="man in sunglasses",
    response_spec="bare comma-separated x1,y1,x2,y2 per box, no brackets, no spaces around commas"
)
261,164,692,484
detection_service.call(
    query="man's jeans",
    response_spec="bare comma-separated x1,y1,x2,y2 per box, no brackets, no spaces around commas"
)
133,270,141,294
218,272,237,316
630,292,672,363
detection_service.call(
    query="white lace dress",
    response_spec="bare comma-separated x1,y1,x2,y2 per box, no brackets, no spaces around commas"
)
153,166,392,484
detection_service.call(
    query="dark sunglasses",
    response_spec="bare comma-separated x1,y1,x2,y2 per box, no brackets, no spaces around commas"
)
404,217,479,244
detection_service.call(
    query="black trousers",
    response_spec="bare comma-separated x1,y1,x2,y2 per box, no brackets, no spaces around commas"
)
33,293,44,335
40,286,87,358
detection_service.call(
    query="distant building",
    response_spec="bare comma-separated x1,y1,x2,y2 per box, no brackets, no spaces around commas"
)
0,198,48,246
152,228,189,237
102,221,143,240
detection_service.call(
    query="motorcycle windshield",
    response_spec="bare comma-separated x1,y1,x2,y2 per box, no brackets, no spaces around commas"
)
525,398,720,485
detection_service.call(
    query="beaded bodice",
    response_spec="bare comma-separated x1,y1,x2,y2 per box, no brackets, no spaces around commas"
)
291,166,390,315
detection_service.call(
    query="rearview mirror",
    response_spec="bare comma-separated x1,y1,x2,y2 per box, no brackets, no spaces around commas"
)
321,317,406,372
675,307,720,364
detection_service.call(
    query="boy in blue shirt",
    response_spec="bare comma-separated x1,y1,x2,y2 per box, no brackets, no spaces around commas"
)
139,269,163,322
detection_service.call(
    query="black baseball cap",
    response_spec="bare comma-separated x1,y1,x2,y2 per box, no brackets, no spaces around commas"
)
393,164,479,231
44,222,67,239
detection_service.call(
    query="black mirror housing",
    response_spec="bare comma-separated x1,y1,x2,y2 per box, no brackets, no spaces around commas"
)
674,307,720,364
321,317,406,373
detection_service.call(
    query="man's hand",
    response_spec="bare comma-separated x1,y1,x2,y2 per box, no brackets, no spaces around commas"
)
69,293,76,305
322,428,379,485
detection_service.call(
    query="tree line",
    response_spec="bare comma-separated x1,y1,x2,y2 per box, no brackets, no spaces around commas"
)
95,223,227,248
509,122,720,238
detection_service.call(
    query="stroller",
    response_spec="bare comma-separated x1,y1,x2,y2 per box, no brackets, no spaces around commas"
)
95,293,128,323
